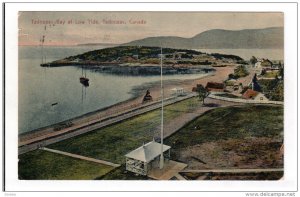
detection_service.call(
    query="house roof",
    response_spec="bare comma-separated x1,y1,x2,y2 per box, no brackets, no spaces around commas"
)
227,79,237,82
242,89,259,99
205,82,225,90
125,141,171,163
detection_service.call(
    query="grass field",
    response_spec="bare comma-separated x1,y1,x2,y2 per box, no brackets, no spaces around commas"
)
95,164,150,180
18,150,114,180
262,71,279,78
181,171,283,180
101,104,283,180
164,104,283,176
165,105,283,151
47,97,202,164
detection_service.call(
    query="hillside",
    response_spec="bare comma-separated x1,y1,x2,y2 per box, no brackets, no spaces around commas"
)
62,46,242,62
123,27,283,49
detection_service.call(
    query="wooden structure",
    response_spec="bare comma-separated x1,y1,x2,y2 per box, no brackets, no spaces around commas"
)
125,141,171,175
242,89,268,101
171,87,185,97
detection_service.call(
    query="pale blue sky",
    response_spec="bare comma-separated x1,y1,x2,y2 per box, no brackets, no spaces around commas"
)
19,12,283,46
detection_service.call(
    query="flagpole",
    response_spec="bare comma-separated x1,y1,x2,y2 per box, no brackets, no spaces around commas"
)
159,47,164,169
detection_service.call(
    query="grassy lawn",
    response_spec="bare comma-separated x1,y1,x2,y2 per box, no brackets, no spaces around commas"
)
181,171,283,180
96,164,150,180
216,93,240,99
262,71,279,78
18,150,114,180
165,105,283,161
48,97,202,164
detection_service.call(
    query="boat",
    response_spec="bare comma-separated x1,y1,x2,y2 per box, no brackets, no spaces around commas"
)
79,65,89,86
80,76,89,83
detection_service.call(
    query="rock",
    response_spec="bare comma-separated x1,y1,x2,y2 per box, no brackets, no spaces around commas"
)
142,90,153,102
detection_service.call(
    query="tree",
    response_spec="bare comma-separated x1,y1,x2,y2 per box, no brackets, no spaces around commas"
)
250,56,258,66
233,65,249,78
228,73,236,79
195,84,210,105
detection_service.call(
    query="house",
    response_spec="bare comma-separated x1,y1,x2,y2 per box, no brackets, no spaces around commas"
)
254,58,273,75
255,58,273,68
227,78,237,83
120,56,136,62
132,54,139,59
173,52,186,59
254,61,263,75
205,82,225,92
157,53,172,59
261,59,273,67
242,89,268,101
125,141,171,176
254,61,261,69
70,58,82,63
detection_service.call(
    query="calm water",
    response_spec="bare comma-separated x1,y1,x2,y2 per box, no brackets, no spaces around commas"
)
19,46,210,133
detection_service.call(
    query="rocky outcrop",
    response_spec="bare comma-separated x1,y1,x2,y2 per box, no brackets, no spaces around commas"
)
142,90,153,102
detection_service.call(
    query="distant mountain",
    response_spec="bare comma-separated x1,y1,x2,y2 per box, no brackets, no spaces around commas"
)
77,43,119,46
122,27,283,49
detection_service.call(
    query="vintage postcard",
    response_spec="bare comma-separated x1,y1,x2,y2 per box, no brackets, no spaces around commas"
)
3,2,298,194
17,11,284,181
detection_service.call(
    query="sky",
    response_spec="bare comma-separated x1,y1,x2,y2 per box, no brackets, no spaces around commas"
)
18,12,284,46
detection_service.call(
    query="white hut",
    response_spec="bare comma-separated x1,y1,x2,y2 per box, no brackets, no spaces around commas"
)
171,87,185,97
125,141,171,175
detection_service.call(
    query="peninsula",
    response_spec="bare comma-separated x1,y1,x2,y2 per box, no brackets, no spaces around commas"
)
41,46,245,75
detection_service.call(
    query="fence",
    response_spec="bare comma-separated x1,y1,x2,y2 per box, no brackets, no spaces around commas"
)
208,94,283,105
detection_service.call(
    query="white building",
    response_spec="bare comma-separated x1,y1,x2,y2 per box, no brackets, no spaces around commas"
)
125,141,171,176
254,92,269,101
242,89,269,101
171,87,185,97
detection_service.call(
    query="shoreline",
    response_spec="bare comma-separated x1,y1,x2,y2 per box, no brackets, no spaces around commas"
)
19,72,215,136
41,61,215,76
19,66,235,143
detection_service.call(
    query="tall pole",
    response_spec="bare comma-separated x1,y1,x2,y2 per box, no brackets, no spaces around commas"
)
159,47,164,169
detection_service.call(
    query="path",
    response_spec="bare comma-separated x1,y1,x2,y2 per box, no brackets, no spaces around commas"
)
181,168,283,173
41,147,120,167
147,160,187,180
155,97,244,140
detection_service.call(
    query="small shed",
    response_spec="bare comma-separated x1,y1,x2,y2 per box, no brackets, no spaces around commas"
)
125,141,171,176
171,87,185,97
